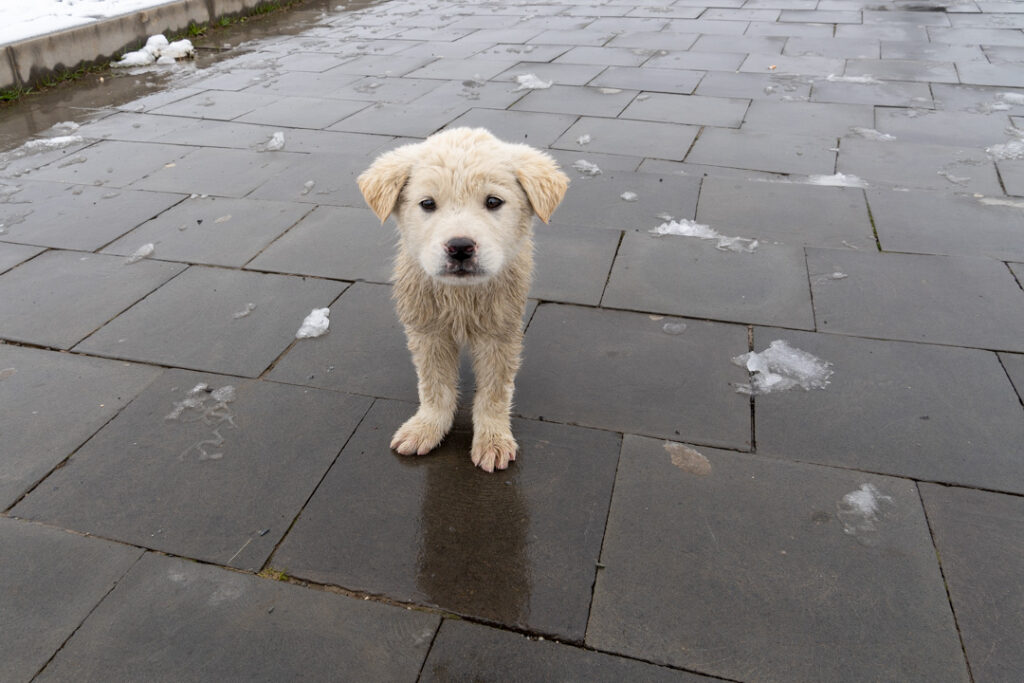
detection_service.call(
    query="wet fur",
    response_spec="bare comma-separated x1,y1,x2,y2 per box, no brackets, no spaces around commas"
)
357,128,568,472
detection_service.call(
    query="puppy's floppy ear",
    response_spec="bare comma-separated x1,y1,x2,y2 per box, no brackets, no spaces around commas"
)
357,146,415,223
513,148,569,224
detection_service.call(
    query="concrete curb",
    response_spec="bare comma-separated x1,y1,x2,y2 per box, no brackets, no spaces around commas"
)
1,0,280,91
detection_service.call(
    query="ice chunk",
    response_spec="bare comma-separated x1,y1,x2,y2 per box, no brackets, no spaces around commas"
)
124,243,155,264
662,322,687,335
598,87,622,94
837,484,893,537
650,219,758,253
825,74,881,84
296,307,330,339
849,127,895,142
513,73,552,91
232,302,256,319
572,159,602,176
620,191,638,202
805,173,868,188
264,131,285,151
986,139,1024,161
998,92,1024,105
576,134,591,146
301,179,316,195
732,340,833,395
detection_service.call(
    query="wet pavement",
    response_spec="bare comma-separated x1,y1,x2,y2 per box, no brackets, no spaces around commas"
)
1,0,1023,680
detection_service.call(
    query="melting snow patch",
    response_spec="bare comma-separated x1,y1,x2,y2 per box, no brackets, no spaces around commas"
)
849,127,895,142
572,159,602,176
806,173,868,188
650,219,758,253
598,87,622,94
576,134,592,146
825,74,881,84
732,340,833,395
166,383,238,462
264,131,285,151
513,73,552,91
124,243,155,264
112,35,195,68
301,180,316,195
986,139,1024,161
296,308,330,339
232,303,256,319
620,191,638,202
998,92,1024,105
837,484,894,538
22,135,84,152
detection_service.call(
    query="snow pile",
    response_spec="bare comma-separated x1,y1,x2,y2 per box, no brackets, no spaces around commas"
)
732,340,833,395
572,159,602,176
998,92,1024,105
112,35,195,68
296,308,330,339
806,173,868,188
986,129,1024,161
837,484,893,537
21,135,84,152
650,218,758,253
513,73,552,91
124,243,155,264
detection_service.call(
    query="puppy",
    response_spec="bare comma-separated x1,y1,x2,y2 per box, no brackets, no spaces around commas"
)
357,128,568,472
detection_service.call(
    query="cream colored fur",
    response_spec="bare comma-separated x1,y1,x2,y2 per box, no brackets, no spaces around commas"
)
357,128,568,472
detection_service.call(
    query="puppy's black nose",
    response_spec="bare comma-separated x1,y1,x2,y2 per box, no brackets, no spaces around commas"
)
445,237,476,261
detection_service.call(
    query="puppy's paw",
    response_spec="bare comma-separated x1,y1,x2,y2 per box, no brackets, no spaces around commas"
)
470,432,518,473
391,414,448,456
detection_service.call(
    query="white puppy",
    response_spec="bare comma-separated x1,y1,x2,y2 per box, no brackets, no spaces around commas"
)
357,128,569,471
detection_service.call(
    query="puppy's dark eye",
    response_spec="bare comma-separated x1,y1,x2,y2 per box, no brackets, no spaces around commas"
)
485,196,504,210
419,198,436,212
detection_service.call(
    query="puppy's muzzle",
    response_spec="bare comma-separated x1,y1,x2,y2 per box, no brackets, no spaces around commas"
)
443,237,480,277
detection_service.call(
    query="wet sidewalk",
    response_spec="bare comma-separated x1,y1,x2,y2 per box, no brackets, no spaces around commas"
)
2,0,1023,680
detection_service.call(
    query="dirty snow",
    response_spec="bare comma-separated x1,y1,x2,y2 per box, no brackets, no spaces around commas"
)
124,243,155,264
1,0,184,45
572,159,602,176
296,308,330,339
805,173,868,188
837,484,894,537
111,34,195,68
650,218,758,253
513,73,552,91
732,340,833,395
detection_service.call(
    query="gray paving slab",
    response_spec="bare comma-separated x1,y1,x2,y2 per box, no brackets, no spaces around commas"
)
0,345,161,510
643,49,744,71
837,138,1002,194
552,171,702,231
247,205,393,282
131,147,303,198
694,70,813,100
247,153,369,206
807,248,1024,351
443,109,577,147
403,58,518,81
150,90,272,120
742,99,874,137
746,20,833,39
411,79,529,112
151,119,292,150
493,61,607,86
0,180,183,251
930,26,1024,47
589,66,703,94
553,117,699,160
587,435,968,682
274,51,351,72
329,53,438,77
473,44,570,62
874,107,1014,147
603,233,815,328
863,9,952,26
998,158,1024,196
0,242,43,274
867,187,1024,259
919,485,1024,683
0,250,185,349
235,95,370,129
835,23,930,42
666,19,752,36
930,82,1024,114
423,619,711,682
620,92,749,127
810,78,933,107
881,40,986,63
697,176,875,249
553,45,652,67
783,8,863,23
547,149,642,176
101,196,312,267
517,304,751,449
0,518,143,682
253,71,413,101
35,552,437,682
13,369,371,571
512,84,638,118
532,224,621,305
528,28,619,46
783,37,881,59
740,53,847,76
267,282,414,400
75,266,345,377
752,328,1024,493
845,58,959,83
27,140,194,188
999,350,1024,401
327,100,467,137
686,128,837,175
271,398,620,641
691,35,788,55
72,112,193,143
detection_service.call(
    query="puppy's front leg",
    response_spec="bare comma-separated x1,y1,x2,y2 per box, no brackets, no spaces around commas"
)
469,334,522,472
391,330,459,455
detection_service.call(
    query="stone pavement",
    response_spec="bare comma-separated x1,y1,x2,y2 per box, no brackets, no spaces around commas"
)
1,0,1023,680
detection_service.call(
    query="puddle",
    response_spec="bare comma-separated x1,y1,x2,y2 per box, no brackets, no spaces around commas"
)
664,442,712,475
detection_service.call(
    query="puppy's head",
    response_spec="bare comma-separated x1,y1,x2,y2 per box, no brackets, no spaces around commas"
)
357,128,568,285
